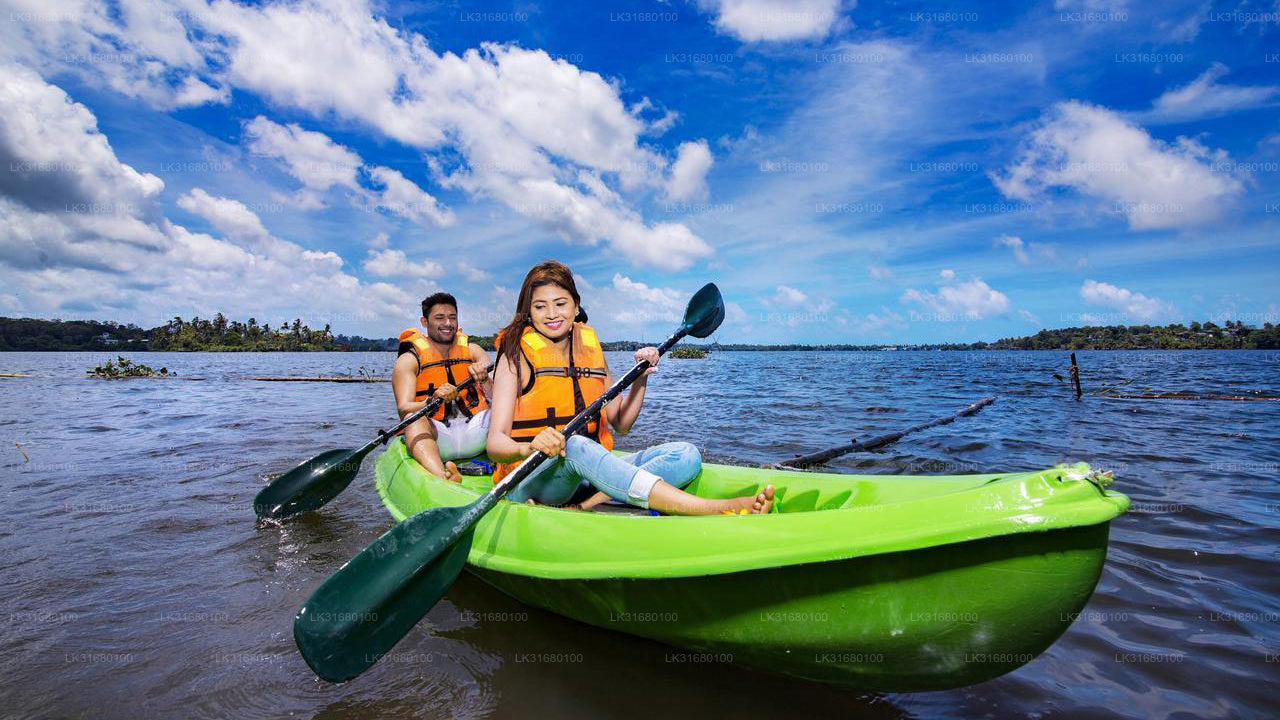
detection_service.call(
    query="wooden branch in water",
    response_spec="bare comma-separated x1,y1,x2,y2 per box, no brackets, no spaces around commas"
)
1098,392,1280,402
1070,353,1082,401
773,395,998,469
249,376,386,381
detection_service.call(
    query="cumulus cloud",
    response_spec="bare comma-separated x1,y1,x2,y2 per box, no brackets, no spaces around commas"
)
992,234,1062,266
696,0,846,42
243,116,452,226
589,273,687,326
773,285,808,305
992,101,1244,230
901,273,1011,320
665,140,713,202
1080,279,1173,322
0,63,414,329
363,248,445,279
1,0,713,270
1138,63,1279,125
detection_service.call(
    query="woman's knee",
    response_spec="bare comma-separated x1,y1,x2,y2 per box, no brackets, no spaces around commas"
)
671,441,702,465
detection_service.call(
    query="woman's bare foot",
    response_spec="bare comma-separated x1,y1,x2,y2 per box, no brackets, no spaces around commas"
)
444,461,462,483
723,485,774,515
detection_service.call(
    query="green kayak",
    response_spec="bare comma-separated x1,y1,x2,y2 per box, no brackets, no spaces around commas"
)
375,438,1128,691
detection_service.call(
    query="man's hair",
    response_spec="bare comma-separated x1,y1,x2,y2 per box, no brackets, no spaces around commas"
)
421,292,458,318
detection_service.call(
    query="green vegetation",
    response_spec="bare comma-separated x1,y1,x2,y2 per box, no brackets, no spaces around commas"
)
2,315,394,351
982,321,1280,350
669,347,709,359
88,356,175,378
0,317,149,351
149,315,337,351
6,316,1279,352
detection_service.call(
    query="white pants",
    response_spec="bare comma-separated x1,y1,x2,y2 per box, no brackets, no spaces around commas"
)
430,410,490,461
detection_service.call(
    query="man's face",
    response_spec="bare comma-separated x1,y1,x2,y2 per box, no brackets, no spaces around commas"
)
423,304,458,344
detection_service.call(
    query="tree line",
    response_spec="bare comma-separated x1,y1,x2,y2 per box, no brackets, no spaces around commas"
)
2,316,1277,352
0,316,394,351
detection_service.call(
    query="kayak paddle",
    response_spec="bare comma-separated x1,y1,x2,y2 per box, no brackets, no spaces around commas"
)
292,282,725,682
253,363,495,520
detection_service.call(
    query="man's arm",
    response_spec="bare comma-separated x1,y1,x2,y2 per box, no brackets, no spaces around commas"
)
468,343,494,398
391,352,426,418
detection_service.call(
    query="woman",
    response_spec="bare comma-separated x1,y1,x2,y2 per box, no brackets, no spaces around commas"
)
486,261,773,515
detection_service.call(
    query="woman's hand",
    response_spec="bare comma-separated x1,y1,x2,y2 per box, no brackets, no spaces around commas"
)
467,360,489,384
528,427,567,458
433,383,459,402
635,346,660,377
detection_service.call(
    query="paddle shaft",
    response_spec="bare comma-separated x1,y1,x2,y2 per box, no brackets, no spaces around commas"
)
360,362,497,455
450,328,689,523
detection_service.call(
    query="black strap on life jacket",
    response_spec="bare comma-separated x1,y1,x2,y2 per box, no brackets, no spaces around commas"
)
413,352,477,420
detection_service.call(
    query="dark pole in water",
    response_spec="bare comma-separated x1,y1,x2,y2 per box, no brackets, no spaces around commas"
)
1070,353,1082,401
774,396,997,469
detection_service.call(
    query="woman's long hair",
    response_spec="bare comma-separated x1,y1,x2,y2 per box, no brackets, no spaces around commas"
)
496,261,587,382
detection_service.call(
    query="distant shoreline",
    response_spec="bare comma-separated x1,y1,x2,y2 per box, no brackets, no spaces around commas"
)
3,316,1277,352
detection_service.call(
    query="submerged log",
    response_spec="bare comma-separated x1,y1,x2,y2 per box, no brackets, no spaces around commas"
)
773,395,998,469
249,376,386,381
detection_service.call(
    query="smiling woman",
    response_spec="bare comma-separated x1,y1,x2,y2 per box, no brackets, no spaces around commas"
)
485,261,773,516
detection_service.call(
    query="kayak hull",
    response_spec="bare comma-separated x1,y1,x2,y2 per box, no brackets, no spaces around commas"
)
374,439,1127,691
469,523,1110,691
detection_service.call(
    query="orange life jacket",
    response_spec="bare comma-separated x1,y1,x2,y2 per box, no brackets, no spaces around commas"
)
397,328,488,422
492,322,612,483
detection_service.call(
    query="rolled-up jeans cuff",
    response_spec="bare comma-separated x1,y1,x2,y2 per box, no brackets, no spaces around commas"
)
626,468,662,509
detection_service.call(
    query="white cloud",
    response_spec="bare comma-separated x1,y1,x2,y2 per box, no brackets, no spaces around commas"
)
697,0,846,42
939,268,956,281
589,273,687,326
1138,64,1279,124
363,248,444,279
1080,279,1173,322
868,264,893,280
243,116,453,226
457,261,492,282
0,63,415,331
901,275,1011,320
3,0,712,269
1053,0,1128,9
993,235,1029,264
1017,309,1042,325
243,116,361,198
992,101,1244,230
855,308,906,335
665,140,713,202
993,234,1063,266
366,165,453,227
176,188,269,240
773,285,808,305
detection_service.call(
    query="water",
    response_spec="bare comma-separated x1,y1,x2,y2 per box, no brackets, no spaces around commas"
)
1,350,1276,719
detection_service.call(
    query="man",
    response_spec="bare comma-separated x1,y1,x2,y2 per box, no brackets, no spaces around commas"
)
393,292,492,482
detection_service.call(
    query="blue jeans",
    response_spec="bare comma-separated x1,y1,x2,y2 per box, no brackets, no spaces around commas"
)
507,436,701,509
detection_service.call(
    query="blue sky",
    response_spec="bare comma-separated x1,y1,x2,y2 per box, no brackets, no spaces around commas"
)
1,0,1278,344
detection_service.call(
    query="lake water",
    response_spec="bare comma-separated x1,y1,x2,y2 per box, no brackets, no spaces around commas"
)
1,350,1277,719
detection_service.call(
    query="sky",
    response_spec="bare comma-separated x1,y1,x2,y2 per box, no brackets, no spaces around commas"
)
0,0,1278,344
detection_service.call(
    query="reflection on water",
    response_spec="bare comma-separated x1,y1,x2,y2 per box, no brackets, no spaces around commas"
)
0,350,1276,719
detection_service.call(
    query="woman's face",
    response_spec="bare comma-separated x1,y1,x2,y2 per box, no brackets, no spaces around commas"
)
528,283,577,340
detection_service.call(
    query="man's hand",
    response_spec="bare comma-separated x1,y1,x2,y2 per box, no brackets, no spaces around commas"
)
467,360,489,384
433,383,459,403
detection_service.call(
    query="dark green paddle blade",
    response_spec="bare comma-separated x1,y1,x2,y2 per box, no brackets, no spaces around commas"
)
683,282,725,338
293,504,476,682
254,446,371,519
